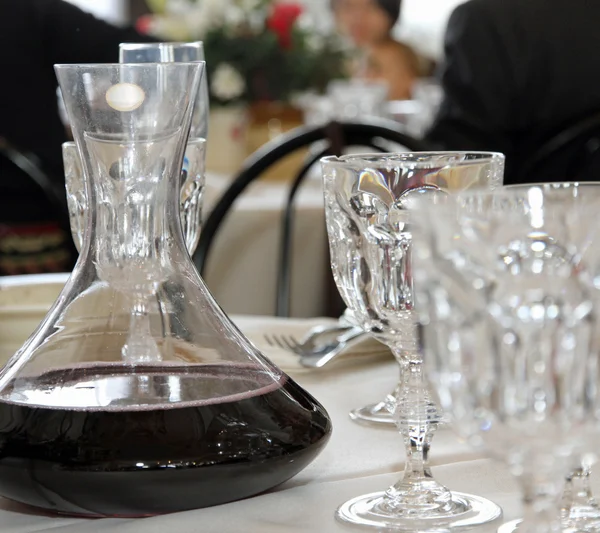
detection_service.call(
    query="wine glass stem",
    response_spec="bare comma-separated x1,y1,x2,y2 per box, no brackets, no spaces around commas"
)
568,465,596,507
122,295,163,364
519,470,564,533
562,462,600,523
387,354,451,504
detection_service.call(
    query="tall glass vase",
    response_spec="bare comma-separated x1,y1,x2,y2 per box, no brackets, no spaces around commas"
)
119,41,210,141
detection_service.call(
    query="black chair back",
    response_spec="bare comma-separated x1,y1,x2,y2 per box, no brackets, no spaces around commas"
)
194,119,431,317
0,139,76,273
516,111,600,183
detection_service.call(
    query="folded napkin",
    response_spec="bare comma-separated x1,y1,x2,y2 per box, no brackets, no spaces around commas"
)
0,274,392,374
230,315,391,373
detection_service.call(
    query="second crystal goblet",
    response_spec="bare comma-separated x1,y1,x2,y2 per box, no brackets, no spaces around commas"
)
321,152,505,530
506,181,600,533
412,187,600,533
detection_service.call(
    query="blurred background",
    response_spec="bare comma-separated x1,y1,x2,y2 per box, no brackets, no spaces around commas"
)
65,0,463,60
7,0,600,320
1,0,457,304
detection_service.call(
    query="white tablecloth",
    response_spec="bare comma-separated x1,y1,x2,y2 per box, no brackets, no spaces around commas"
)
0,312,551,532
202,172,330,318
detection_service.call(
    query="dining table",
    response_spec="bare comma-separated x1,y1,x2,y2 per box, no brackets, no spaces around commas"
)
0,352,529,533
8,235,598,533
0,271,545,533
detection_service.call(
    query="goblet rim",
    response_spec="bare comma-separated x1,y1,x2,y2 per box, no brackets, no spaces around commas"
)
320,151,505,169
412,186,600,217
506,181,600,188
438,185,600,201
118,41,205,50
54,62,204,70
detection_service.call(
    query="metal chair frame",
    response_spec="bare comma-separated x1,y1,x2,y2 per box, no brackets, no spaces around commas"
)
194,119,431,317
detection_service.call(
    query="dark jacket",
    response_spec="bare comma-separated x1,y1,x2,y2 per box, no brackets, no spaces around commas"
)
0,0,152,222
426,0,600,184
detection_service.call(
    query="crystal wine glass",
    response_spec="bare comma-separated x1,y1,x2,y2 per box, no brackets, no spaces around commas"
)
412,186,600,533
119,41,209,141
321,152,505,530
506,181,600,532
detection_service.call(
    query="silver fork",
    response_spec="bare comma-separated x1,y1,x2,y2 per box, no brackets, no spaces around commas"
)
264,323,354,354
264,326,367,368
264,324,358,355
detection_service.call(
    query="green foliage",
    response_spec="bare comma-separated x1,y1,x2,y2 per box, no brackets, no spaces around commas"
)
202,15,348,105
143,1,349,105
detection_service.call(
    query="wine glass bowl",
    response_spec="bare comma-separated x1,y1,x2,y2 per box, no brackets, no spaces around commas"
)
323,152,504,425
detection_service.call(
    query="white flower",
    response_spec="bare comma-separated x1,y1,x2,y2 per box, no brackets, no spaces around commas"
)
211,64,246,101
306,33,325,52
182,0,229,38
224,6,246,27
199,0,229,26
296,9,331,36
295,12,313,32
165,0,193,16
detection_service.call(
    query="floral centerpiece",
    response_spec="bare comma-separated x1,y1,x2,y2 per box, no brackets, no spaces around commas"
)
138,0,349,106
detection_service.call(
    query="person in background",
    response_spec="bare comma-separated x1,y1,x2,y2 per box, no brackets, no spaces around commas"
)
332,0,399,48
426,0,600,184
330,0,422,100
0,0,154,276
363,38,419,100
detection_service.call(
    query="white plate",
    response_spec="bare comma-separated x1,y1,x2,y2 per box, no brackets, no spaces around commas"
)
0,273,69,362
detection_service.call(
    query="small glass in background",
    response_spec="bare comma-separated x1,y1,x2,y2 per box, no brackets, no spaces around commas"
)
299,77,443,141
385,99,423,135
328,79,390,120
299,79,390,127
405,77,443,137
118,41,209,141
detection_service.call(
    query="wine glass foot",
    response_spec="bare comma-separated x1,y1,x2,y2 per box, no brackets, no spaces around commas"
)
349,401,452,428
349,401,395,427
336,491,502,530
499,517,598,533
563,516,600,533
497,519,520,533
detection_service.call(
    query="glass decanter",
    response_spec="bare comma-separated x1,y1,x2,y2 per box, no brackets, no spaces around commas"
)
0,62,331,518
